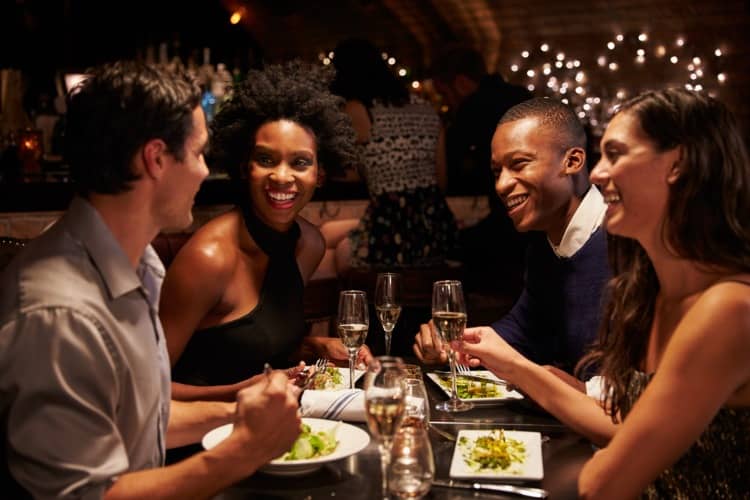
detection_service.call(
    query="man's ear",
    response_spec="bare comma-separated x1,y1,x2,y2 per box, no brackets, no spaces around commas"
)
563,147,586,176
141,138,168,180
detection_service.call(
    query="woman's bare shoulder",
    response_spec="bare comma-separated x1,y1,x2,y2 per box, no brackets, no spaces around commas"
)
171,209,244,279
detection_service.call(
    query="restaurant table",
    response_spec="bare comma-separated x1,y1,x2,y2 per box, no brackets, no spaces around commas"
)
213,371,594,500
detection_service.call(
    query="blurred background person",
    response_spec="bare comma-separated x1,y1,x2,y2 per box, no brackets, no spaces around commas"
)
317,38,459,276
430,45,533,296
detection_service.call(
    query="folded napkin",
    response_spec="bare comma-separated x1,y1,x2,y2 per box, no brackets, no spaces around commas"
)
301,389,366,422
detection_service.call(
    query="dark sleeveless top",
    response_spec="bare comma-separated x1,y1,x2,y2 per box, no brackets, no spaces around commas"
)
622,371,750,499
171,206,306,385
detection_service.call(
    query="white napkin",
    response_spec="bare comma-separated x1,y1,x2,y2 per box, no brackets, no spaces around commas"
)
300,389,366,422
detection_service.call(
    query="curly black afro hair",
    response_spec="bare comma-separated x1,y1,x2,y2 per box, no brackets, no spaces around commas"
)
209,61,358,190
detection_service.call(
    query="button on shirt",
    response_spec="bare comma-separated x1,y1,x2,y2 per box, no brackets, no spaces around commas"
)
0,197,171,499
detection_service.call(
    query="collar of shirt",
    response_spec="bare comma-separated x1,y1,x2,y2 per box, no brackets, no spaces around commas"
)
549,186,606,258
64,197,164,302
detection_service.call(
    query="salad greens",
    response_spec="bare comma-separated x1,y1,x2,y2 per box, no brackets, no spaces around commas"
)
311,367,345,390
438,375,503,399
459,429,526,471
282,423,339,461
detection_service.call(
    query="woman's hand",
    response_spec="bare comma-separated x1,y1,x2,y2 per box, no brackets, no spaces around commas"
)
450,326,526,381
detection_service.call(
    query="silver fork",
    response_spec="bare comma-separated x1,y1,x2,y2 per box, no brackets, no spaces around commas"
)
455,363,472,377
301,357,328,389
455,363,506,385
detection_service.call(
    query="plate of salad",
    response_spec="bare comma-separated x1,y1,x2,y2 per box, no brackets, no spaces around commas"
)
310,366,365,391
201,417,370,476
449,429,543,481
426,370,524,403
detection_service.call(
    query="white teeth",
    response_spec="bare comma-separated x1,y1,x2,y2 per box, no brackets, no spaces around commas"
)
505,195,528,209
268,191,296,202
604,194,621,203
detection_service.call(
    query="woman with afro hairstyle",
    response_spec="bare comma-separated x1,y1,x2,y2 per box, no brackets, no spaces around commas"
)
159,61,372,403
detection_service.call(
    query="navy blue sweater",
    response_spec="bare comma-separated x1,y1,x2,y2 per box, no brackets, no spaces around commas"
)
491,226,609,373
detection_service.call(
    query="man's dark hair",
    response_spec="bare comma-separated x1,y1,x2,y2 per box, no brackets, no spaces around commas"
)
209,60,358,191
498,97,587,150
64,60,202,196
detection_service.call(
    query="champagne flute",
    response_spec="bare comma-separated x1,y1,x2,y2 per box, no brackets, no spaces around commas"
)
337,290,369,389
388,426,435,499
365,356,406,499
375,272,402,356
432,280,472,412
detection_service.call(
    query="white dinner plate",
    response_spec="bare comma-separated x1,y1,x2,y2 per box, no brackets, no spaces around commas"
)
450,429,544,481
309,366,365,391
426,371,524,403
202,417,371,476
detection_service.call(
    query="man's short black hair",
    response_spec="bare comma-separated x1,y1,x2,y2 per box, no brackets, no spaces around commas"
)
498,97,587,150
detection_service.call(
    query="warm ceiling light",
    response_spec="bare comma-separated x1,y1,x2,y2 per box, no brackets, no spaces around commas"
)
230,11,242,24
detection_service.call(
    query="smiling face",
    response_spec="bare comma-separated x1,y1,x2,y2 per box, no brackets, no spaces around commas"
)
490,116,581,243
247,119,319,231
590,111,680,245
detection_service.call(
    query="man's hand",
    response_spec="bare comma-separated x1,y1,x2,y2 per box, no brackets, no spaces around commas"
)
413,320,448,365
315,337,373,369
232,372,301,468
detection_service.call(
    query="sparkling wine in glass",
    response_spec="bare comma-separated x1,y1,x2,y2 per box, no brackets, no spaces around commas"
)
365,356,406,499
432,280,472,412
337,290,369,389
375,272,402,356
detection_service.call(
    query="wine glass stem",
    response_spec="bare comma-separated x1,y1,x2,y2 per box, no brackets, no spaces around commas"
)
448,349,460,403
384,330,392,356
379,442,391,499
349,350,357,389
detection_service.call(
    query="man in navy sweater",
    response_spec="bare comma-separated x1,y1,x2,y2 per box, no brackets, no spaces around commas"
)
414,97,609,376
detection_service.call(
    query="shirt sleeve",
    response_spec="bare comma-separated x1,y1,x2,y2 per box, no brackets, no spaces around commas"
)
1,307,129,499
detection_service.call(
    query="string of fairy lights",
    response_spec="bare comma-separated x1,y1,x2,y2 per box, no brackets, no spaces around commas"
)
504,32,729,136
319,32,729,136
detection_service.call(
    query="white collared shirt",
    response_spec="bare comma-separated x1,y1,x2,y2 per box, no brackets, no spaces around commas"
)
549,186,606,258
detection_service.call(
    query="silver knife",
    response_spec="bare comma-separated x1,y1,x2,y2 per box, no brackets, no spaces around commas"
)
432,479,548,498
433,371,507,385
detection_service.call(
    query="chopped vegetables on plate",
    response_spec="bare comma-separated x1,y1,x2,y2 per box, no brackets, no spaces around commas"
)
311,367,345,390
437,375,503,399
458,429,526,471
282,423,339,461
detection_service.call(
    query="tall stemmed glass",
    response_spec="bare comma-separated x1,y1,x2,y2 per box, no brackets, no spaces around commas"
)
337,290,369,389
432,280,472,412
375,272,402,356
364,356,406,499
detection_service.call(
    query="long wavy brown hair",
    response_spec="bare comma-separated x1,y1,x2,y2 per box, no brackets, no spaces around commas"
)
578,89,750,420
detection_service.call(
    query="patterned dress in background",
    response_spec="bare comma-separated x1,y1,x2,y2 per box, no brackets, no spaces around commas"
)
349,95,459,268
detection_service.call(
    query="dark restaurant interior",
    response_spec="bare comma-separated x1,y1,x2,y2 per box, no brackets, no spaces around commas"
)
2,1,750,499
2,0,750,349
